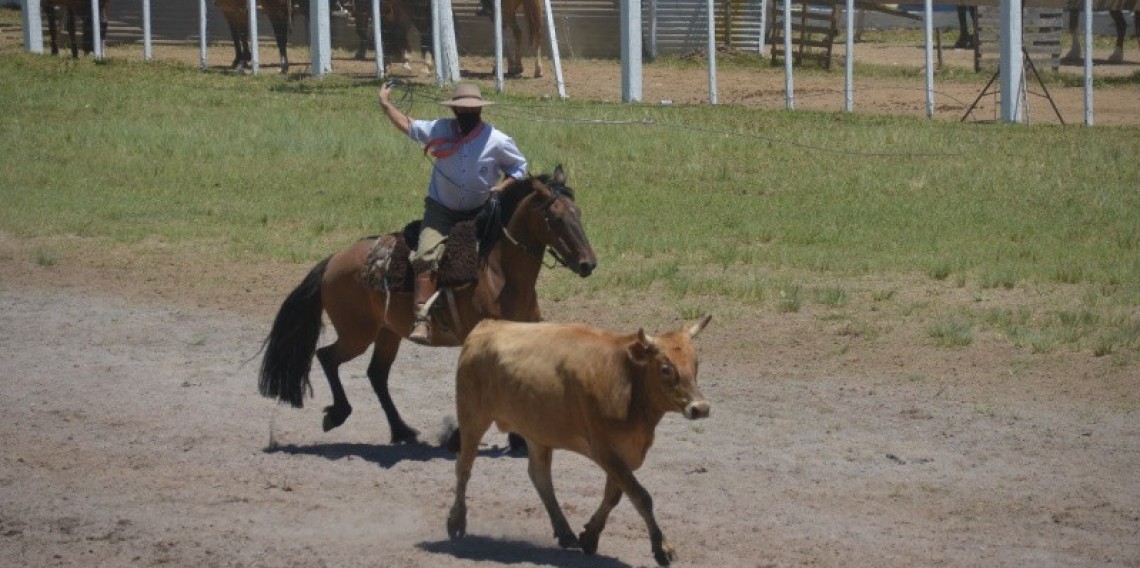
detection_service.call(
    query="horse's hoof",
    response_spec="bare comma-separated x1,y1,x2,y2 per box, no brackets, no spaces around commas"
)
653,543,677,566
578,529,599,555
391,425,421,445
1108,49,1124,64
556,532,581,550
353,50,368,61
322,404,352,432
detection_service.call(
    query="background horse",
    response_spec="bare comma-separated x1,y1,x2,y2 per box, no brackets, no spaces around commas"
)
478,0,544,77
214,0,297,73
347,0,434,74
42,0,110,58
258,167,597,444
1063,2,1139,64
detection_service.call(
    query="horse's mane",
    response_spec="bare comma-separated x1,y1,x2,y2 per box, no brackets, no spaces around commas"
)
474,173,575,256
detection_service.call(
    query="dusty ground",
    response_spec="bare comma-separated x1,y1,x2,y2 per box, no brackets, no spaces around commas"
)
3,36,1140,568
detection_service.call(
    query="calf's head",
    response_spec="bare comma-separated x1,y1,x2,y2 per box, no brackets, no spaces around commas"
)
628,315,712,419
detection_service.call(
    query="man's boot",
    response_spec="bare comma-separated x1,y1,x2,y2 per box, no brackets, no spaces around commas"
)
409,269,437,345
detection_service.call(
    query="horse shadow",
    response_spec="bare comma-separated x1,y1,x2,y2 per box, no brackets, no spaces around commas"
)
417,535,633,568
264,441,523,469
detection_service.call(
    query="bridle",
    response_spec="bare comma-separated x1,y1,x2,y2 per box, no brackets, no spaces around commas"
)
497,187,577,270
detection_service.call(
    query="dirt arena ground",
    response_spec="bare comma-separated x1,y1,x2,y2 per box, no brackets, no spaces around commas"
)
2,30,1139,568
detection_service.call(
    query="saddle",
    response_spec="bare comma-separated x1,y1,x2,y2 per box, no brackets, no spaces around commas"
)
360,218,482,294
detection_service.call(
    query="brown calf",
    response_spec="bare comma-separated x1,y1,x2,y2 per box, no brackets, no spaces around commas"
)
447,315,712,566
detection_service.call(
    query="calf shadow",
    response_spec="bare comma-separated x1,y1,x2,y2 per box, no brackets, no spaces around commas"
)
417,535,632,568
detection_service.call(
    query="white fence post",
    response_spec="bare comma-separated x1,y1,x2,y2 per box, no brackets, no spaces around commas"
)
22,0,44,54
310,0,331,76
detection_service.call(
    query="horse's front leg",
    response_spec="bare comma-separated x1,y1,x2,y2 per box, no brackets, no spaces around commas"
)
270,14,291,73
507,17,524,76
367,328,420,444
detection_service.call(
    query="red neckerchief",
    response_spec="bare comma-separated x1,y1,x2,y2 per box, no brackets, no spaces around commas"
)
423,121,485,159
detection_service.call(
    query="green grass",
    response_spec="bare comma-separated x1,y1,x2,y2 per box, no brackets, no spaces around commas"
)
1,36,1138,357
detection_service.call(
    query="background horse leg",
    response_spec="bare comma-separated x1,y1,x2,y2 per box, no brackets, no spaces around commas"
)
523,0,543,77
66,7,78,58
265,2,292,73
353,0,371,60
367,329,420,444
225,18,251,70
1064,9,1082,62
1108,10,1127,63
44,4,60,55
506,10,525,76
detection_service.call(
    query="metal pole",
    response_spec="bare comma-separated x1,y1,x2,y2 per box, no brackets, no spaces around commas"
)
543,0,567,99
844,0,853,112
1082,0,1093,125
431,0,443,85
372,0,385,78
199,0,207,70
91,0,103,60
923,0,933,118
494,0,504,91
620,0,642,102
707,0,717,104
648,0,657,61
21,0,44,54
309,0,331,76
248,0,259,74
783,0,793,109
438,0,460,83
999,0,1023,122
758,0,767,56
142,0,152,61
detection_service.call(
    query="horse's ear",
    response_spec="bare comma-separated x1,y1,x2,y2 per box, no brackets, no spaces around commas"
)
553,164,567,186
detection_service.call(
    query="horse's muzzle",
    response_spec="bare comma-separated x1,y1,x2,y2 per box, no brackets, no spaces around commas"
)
577,259,597,278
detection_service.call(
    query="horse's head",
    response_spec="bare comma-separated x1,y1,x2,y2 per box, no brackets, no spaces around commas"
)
518,166,597,278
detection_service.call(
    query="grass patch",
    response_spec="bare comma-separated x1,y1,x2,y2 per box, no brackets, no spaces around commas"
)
928,318,974,348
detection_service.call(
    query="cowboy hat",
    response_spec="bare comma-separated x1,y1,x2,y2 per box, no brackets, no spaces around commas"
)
438,83,494,108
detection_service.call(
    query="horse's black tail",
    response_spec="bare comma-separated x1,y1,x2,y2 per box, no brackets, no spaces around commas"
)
258,256,331,408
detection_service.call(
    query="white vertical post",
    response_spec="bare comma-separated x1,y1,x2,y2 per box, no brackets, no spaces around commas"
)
999,0,1023,122
372,0,385,79
620,0,642,102
648,0,657,60
309,0,331,76
543,0,567,99
142,0,152,61
1082,0,1093,125
437,0,460,83
758,0,767,55
21,0,44,54
199,0,208,70
431,0,443,85
923,0,933,118
844,0,853,112
706,0,717,104
248,0,259,74
91,0,103,60
494,0,504,91
783,0,792,109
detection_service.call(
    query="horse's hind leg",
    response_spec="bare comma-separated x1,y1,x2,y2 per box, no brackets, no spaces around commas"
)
367,328,420,444
316,344,355,431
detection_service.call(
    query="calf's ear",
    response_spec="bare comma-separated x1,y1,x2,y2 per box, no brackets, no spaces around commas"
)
686,314,712,339
627,328,659,365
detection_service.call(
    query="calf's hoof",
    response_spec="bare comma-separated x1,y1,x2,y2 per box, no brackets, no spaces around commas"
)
555,532,580,550
446,508,466,540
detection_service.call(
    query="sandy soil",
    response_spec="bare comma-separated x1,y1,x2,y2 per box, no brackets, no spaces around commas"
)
3,37,1140,568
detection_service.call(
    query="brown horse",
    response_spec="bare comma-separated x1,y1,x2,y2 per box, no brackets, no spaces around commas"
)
258,167,597,444
346,0,434,73
1063,2,1139,64
214,0,296,73
478,0,544,77
43,0,110,58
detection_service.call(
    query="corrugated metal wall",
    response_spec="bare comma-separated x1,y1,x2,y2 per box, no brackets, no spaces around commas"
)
100,0,763,57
